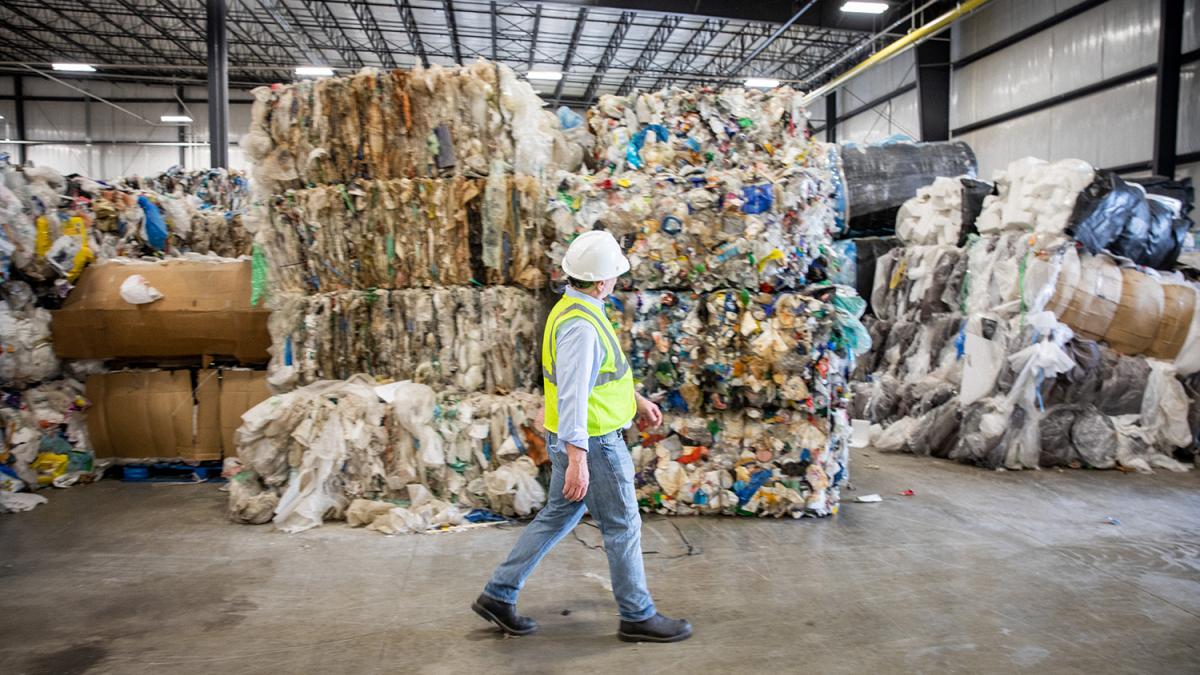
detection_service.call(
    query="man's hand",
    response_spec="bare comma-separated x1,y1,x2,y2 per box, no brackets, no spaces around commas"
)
563,443,589,502
635,393,663,429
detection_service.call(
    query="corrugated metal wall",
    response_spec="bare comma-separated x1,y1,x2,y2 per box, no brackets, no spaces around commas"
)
0,76,254,178
819,0,1198,182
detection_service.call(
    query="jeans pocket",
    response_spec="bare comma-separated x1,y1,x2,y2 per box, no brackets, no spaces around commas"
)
600,433,634,484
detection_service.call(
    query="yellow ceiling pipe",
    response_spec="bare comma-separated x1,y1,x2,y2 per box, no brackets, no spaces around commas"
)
802,0,994,107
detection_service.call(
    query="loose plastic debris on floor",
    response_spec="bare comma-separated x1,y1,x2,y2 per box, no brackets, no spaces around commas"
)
228,377,545,534
851,156,1199,473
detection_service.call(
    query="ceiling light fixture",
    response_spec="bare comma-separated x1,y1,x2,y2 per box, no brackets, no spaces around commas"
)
52,63,96,72
744,77,781,89
841,1,889,14
160,115,193,123
525,70,563,81
295,66,335,77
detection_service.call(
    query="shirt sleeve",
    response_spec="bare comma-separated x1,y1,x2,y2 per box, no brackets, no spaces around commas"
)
554,318,606,452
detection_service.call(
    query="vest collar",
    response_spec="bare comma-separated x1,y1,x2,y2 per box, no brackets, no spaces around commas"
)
564,286,606,309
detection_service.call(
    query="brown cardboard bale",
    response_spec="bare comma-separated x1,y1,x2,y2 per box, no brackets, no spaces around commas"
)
219,370,272,458
1059,254,1122,341
1105,267,1164,355
50,260,270,363
1149,281,1198,360
87,370,192,459
192,369,223,461
84,374,110,459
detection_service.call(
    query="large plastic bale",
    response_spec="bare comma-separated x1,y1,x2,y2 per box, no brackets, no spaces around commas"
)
840,141,977,223
1038,404,1082,467
960,177,994,242
950,397,1009,466
1098,349,1149,416
1058,253,1122,341
1104,266,1165,355
1068,171,1144,256
906,399,960,458
1070,407,1118,469
1068,171,1187,270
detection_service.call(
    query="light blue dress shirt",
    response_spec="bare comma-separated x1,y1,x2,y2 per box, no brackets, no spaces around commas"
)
553,287,609,453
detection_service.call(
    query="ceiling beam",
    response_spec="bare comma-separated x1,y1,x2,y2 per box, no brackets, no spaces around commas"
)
394,0,429,68
299,0,365,68
527,4,542,69
582,11,634,102
649,17,725,91
553,8,589,105
616,14,682,96
349,1,397,68
443,0,464,64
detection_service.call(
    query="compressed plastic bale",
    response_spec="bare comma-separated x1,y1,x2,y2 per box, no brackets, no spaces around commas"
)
1039,405,1082,467
1149,280,1198,360
1070,407,1118,469
1098,349,1150,416
906,399,960,458
895,176,966,246
950,397,1009,466
1103,267,1165,356
1058,253,1122,341
1139,361,1193,450
1044,338,1104,407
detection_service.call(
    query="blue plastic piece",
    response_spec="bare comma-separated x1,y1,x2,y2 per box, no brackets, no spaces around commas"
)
138,195,168,251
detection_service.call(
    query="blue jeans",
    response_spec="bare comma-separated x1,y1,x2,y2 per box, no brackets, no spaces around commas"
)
483,430,656,622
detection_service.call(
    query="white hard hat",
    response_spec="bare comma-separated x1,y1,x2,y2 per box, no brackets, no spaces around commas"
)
562,230,630,281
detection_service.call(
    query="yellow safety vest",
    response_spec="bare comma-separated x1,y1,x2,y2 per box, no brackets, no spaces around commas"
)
542,294,636,437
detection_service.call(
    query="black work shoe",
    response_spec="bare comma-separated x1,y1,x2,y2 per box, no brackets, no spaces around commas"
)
618,613,693,643
472,594,539,636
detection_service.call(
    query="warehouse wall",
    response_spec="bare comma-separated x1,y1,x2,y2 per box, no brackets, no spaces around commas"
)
816,50,921,145
0,75,255,178
951,0,1199,178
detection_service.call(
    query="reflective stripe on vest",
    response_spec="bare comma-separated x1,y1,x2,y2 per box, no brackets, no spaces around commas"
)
543,300,630,386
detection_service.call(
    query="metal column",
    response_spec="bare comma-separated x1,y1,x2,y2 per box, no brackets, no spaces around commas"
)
916,38,951,141
207,0,229,168
825,94,837,143
1152,0,1184,177
176,85,187,168
14,76,26,165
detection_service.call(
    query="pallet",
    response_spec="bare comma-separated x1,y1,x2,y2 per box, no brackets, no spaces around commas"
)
114,461,225,483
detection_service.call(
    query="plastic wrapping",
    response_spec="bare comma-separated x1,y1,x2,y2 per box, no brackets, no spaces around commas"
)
1068,171,1188,270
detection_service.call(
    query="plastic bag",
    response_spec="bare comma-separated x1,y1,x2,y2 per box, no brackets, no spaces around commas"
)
119,274,164,304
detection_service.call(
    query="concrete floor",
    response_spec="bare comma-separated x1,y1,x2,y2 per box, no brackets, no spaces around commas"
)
2,450,1199,675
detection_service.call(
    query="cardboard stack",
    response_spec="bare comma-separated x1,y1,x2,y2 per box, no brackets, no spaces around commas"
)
51,259,273,462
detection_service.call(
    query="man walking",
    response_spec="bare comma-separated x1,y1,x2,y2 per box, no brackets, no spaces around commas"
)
473,231,692,643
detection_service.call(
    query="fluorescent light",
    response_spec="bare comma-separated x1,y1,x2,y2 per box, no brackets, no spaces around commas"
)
744,77,781,89
526,70,563,82
295,66,335,77
160,115,193,123
52,63,96,72
841,1,889,14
